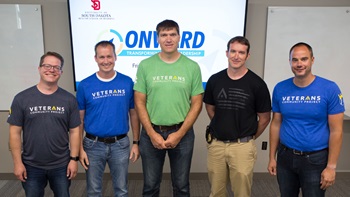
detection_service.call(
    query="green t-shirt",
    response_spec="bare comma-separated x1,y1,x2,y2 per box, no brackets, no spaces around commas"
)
134,53,204,125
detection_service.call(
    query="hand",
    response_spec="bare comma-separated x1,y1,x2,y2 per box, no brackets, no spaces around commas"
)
13,163,27,182
79,149,90,170
129,144,140,163
66,160,78,180
149,132,167,149
267,159,277,176
164,132,181,149
320,167,336,190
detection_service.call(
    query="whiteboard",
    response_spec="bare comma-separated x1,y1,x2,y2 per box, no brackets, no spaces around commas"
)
0,4,44,111
264,7,350,116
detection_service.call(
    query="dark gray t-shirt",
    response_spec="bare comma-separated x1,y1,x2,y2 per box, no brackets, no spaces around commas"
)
7,86,81,170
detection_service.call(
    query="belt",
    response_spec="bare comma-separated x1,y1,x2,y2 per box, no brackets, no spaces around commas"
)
85,133,127,144
152,122,183,132
280,144,328,156
217,135,254,143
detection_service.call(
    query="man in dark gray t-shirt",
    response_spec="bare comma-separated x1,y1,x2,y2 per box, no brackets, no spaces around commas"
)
7,52,81,197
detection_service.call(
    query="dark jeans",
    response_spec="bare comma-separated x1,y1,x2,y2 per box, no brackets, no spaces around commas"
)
277,144,328,197
22,164,71,197
139,127,195,197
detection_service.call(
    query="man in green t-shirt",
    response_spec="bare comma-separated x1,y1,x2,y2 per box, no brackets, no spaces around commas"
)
134,19,204,197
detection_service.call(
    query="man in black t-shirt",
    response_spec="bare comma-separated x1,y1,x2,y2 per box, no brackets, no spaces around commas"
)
7,52,81,197
203,36,271,197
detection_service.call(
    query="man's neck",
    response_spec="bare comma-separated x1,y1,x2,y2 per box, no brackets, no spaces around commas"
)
227,66,248,80
97,70,116,79
293,74,316,87
36,82,58,95
158,51,181,63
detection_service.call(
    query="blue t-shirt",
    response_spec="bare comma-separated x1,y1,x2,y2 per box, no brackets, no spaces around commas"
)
77,72,134,137
272,76,345,151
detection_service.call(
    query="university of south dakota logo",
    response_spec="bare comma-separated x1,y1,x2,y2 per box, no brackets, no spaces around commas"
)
91,0,100,10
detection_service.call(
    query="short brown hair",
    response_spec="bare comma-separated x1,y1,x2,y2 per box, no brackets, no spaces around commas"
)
226,36,250,53
39,51,64,68
289,42,313,60
94,40,116,57
156,19,180,36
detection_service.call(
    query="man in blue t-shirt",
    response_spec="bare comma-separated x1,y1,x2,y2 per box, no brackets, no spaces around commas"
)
268,42,345,197
77,41,140,197
8,52,81,197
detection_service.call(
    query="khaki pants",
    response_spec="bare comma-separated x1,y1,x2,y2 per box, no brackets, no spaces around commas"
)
207,139,257,197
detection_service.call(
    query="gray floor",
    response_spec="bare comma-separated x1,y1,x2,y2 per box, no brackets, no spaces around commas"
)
1,173,350,196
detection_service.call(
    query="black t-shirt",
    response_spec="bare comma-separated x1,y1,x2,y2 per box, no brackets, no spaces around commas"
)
203,69,271,140
7,86,81,170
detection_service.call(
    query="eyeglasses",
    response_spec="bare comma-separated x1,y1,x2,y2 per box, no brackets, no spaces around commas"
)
41,64,62,72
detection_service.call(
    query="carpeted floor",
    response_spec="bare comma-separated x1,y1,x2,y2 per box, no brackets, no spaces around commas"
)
1,173,350,196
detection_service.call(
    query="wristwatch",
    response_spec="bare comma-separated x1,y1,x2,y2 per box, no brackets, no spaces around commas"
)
133,140,140,145
70,156,79,161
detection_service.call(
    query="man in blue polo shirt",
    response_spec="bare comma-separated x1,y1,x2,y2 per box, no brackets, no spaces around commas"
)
77,41,140,197
268,42,345,196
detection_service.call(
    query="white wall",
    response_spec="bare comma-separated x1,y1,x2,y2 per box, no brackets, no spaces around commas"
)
0,0,349,175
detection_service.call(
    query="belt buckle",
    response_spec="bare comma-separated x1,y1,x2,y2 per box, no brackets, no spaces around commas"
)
293,149,303,155
102,137,109,143
103,137,116,143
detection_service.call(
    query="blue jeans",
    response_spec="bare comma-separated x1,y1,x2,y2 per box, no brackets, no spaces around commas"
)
140,127,195,197
22,164,70,197
83,135,130,197
277,144,328,197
